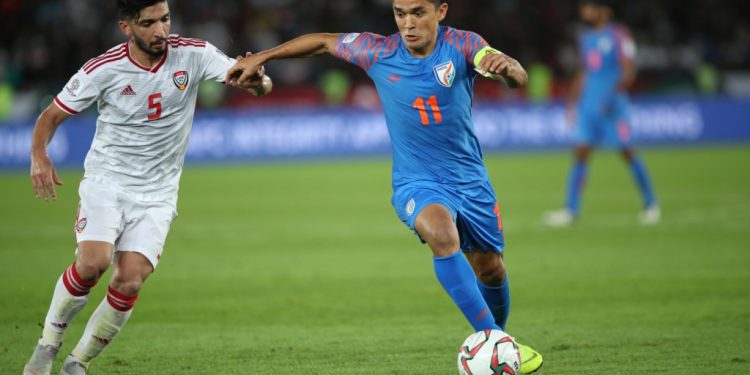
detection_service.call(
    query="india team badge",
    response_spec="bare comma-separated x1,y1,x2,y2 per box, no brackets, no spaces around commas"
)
433,61,456,88
173,71,189,91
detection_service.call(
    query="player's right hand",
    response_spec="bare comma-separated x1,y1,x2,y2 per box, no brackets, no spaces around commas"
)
30,152,63,202
226,54,265,88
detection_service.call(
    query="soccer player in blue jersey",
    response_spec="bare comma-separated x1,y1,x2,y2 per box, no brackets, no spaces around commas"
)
544,0,660,227
226,0,542,372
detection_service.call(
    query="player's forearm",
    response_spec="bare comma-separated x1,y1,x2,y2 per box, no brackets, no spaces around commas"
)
567,69,584,107
617,60,636,92
255,33,339,63
31,109,64,157
504,60,528,88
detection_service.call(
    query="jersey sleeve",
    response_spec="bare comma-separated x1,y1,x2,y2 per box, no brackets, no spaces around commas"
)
200,42,238,83
332,32,388,72
443,29,489,68
53,69,100,115
614,27,636,63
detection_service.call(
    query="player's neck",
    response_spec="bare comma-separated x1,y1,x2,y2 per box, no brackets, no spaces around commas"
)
592,19,609,30
406,39,438,58
128,40,164,68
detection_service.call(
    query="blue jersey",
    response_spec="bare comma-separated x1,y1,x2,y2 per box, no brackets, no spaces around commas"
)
578,23,635,114
334,26,489,189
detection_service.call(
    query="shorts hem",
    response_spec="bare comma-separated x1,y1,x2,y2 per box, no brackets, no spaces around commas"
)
76,235,116,245
115,248,160,269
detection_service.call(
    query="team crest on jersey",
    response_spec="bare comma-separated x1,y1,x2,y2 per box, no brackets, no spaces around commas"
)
173,71,189,91
76,218,87,234
433,61,456,87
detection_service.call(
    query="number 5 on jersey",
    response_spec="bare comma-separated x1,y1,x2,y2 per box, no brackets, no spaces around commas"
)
148,93,162,121
413,95,443,126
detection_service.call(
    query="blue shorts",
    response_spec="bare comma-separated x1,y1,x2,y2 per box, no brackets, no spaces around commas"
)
575,100,632,148
391,180,505,253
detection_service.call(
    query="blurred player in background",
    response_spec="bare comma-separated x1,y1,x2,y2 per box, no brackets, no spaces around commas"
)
227,0,542,373
23,1,270,374
544,0,660,227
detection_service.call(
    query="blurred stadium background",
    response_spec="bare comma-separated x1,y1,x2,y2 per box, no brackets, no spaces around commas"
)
1,1,749,373
1,0,750,115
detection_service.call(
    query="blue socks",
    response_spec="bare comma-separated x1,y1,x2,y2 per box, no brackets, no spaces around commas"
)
478,277,510,330
565,161,588,215
433,251,497,331
628,157,657,208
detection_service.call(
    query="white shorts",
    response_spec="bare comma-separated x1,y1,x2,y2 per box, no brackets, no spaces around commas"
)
74,178,177,268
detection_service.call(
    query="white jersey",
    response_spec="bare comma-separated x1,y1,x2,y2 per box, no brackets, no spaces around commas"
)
54,35,236,202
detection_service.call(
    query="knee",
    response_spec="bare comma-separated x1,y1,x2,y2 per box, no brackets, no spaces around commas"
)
621,148,636,161
75,258,109,283
574,147,591,163
426,230,461,257
110,273,144,296
476,261,506,286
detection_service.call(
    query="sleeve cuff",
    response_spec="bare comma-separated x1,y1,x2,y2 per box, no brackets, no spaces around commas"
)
54,97,79,115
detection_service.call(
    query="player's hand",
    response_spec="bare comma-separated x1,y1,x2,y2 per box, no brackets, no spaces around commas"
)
30,152,63,202
478,52,513,77
477,53,527,87
226,53,265,88
232,52,271,95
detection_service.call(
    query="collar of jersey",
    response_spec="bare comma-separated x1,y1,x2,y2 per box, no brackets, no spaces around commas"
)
125,42,168,73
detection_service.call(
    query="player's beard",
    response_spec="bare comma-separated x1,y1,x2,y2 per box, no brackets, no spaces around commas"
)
132,34,167,59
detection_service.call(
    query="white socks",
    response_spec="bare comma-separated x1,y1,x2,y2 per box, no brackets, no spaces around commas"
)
39,263,96,346
70,287,137,365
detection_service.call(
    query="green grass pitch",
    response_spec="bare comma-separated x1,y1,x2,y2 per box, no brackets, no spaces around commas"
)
1,146,749,374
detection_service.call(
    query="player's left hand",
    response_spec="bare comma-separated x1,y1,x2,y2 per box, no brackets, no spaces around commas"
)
478,52,513,76
478,53,527,87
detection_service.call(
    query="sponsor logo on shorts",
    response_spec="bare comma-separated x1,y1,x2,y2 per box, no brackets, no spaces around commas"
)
76,218,87,233
406,199,416,216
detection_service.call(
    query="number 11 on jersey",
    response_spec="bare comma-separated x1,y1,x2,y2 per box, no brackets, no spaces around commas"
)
413,95,443,126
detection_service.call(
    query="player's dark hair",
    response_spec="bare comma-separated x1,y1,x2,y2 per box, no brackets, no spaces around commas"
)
581,0,615,9
428,0,448,8
117,0,166,20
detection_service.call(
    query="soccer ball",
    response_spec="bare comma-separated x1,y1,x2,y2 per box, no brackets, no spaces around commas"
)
457,329,521,375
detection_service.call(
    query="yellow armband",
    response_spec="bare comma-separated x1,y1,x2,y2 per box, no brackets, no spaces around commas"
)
473,46,504,79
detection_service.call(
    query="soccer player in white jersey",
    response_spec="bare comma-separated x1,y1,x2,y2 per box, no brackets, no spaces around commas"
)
23,1,271,374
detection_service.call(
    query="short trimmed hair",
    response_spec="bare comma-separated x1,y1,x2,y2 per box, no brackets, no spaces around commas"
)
428,0,448,8
581,0,615,8
116,0,166,20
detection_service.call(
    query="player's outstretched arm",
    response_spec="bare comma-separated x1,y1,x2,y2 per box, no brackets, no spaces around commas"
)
474,48,528,88
226,33,341,88
233,53,273,96
30,103,69,202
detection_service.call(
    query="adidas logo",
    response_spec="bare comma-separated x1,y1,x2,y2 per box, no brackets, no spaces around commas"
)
120,85,136,96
